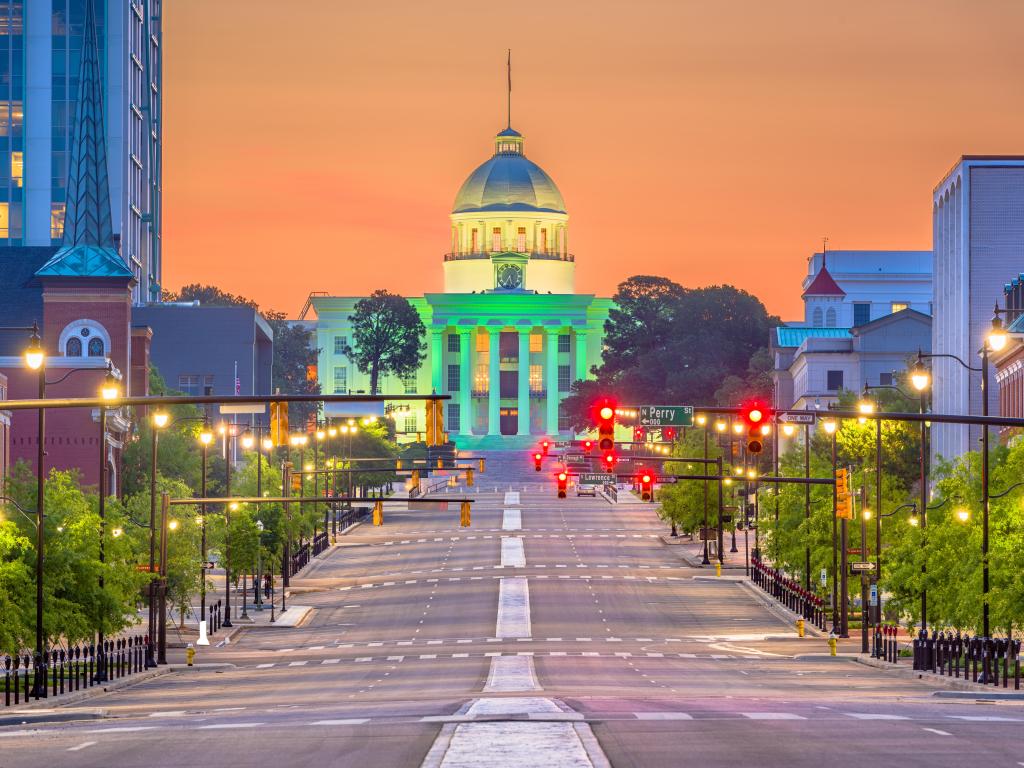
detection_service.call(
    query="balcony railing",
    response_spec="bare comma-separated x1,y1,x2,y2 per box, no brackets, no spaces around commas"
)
443,251,574,262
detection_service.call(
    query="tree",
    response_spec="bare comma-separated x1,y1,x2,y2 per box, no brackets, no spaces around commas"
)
343,290,426,395
166,284,258,310
561,279,779,430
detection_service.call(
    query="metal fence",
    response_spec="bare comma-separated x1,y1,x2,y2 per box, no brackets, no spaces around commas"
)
4,636,149,707
909,629,1021,689
750,557,828,631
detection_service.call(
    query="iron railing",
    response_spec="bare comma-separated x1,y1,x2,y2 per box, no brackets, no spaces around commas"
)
909,629,1021,689
750,557,828,631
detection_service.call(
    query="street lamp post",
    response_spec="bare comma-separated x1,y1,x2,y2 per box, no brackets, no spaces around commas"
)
146,411,169,667
911,358,930,631
199,421,213,628
696,415,710,564
95,365,120,683
822,419,839,632
803,422,811,590
220,423,234,629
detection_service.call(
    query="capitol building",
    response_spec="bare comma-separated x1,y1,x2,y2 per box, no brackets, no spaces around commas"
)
311,122,611,449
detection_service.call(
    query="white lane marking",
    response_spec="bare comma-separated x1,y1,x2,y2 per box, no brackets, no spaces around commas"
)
634,712,693,720
198,722,265,730
84,727,158,733
256,663,275,669
504,492,520,505
322,658,341,665
429,720,602,767
501,537,526,568
288,661,307,667
495,577,531,638
845,713,909,720
922,728,952,736
502,509,522,531
947,715,1022,722
67,741,97,752
741,713,806,720
469,697,562,716
310,719,370,725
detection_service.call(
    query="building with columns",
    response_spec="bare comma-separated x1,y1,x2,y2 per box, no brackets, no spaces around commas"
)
310,123,611,449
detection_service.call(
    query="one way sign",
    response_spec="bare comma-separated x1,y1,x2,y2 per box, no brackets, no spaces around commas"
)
777,411,816,424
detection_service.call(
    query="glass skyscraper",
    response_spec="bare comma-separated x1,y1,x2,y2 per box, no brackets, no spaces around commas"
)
2,0,161,303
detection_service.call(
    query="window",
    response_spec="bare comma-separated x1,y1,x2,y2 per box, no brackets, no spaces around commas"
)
474,365,489,392
87,338,104,357
65,337,82,356
10,150,21,187
177,375,201,396
891,302,909,314
470,229,478,252
477,332,490,353
447,334,460,353
333,366,347,394
402,373,417,394
333,335,348,355
447,403,460,433
403,415,417,433
558,364,571,392
529,333,543,353
517,227,526,252
447,364,460,392
812,307,823,328
853,302,871,326
50,203,65,240
499,370,517,398
558,403,570,432
529,364,543,393
491,227,501,252
826,370,843,391
880,372,893,386
825,308,837,328
558,334,571,353
540,229,548,253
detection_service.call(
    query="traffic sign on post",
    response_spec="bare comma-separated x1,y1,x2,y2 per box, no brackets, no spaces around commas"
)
778,411,816,424
638,406,693,428
851,561,876,573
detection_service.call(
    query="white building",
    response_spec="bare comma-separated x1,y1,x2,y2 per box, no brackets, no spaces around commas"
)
931,157,1024,461
8,0,162,304
772,250,933,410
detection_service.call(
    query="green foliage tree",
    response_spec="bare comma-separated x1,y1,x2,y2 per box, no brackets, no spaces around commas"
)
658,428,723,535
342,290,426,395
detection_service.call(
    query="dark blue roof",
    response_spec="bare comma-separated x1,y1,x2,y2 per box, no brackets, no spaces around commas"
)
496,127,522,137
0,247,56,355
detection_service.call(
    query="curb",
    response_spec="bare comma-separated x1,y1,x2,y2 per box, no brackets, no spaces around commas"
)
851,655,1016,693
2,667,170,711
735,579,827,638
0,708,109,727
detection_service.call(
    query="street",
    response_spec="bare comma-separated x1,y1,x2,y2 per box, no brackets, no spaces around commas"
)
2,472,1022,768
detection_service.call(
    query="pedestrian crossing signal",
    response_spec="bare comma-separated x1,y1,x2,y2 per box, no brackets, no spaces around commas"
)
373,500,384,526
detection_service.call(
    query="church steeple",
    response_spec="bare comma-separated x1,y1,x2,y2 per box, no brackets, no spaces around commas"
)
36,0,132,279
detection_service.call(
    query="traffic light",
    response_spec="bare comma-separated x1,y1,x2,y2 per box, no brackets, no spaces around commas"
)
634,426,646,443
638,470,653,501
603,452,616,469
270,401,289,447
426,398,445,447
663,428,676,442
533,452,543,472
556,471,568,499
583,440,593,455
741,400,772,455
373,500,384,526
595,399,616,452
835,468,853,519
541,440,550,456
460,501,471,527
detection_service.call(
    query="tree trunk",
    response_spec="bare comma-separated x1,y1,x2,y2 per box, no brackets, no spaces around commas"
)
370,363,379,396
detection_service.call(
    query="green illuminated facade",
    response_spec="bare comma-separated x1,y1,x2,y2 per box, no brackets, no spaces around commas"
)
312,124,611,448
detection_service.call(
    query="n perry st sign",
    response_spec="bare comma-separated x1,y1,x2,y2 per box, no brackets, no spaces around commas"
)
638,405,693,427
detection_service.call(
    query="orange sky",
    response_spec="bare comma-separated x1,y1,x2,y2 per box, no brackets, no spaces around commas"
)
163,0,1024,321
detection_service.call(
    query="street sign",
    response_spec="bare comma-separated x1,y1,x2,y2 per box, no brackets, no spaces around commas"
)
851,561,876,572
201,561,216,570
580,473,616,485
820,568,827,586
220,404,266,415
135,563,155,572
638,405,693,428
778,411,816,424
846,548,863,555
869,583,879,606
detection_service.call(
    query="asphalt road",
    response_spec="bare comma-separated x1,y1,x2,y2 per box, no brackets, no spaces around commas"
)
2,473,1023,767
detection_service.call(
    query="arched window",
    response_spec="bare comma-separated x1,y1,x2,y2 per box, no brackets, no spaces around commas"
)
66,337,82,357
825,308,837,328
88,338,104,357
812,307,823,328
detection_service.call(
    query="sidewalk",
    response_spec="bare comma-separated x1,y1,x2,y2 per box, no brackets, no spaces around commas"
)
661,531,751,570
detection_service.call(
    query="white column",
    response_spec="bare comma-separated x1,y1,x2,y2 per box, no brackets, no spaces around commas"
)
430,330,444,394
575,330,588,381
517,330,531,435
459,329,472,435
545,328,560,436
487,329,501,435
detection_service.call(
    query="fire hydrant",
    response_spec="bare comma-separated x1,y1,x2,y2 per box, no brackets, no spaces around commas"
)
186,643,196,667
828,632,838,657
715,562,722,577
796,618,805,638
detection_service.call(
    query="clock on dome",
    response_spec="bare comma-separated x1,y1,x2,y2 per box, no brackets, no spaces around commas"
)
496,263,524,290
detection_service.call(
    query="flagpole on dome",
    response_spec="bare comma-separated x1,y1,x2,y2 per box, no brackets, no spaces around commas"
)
507,49,512,130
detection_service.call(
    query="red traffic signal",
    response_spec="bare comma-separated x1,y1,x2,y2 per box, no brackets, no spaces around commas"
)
583,440,593,454
663,428,676,442
634,426,646,442
594,398,616,451
603,452,616,467
533,452,543,471
541,440,550,456
556,471,568,499
741,400,772,455
638,470,653,501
